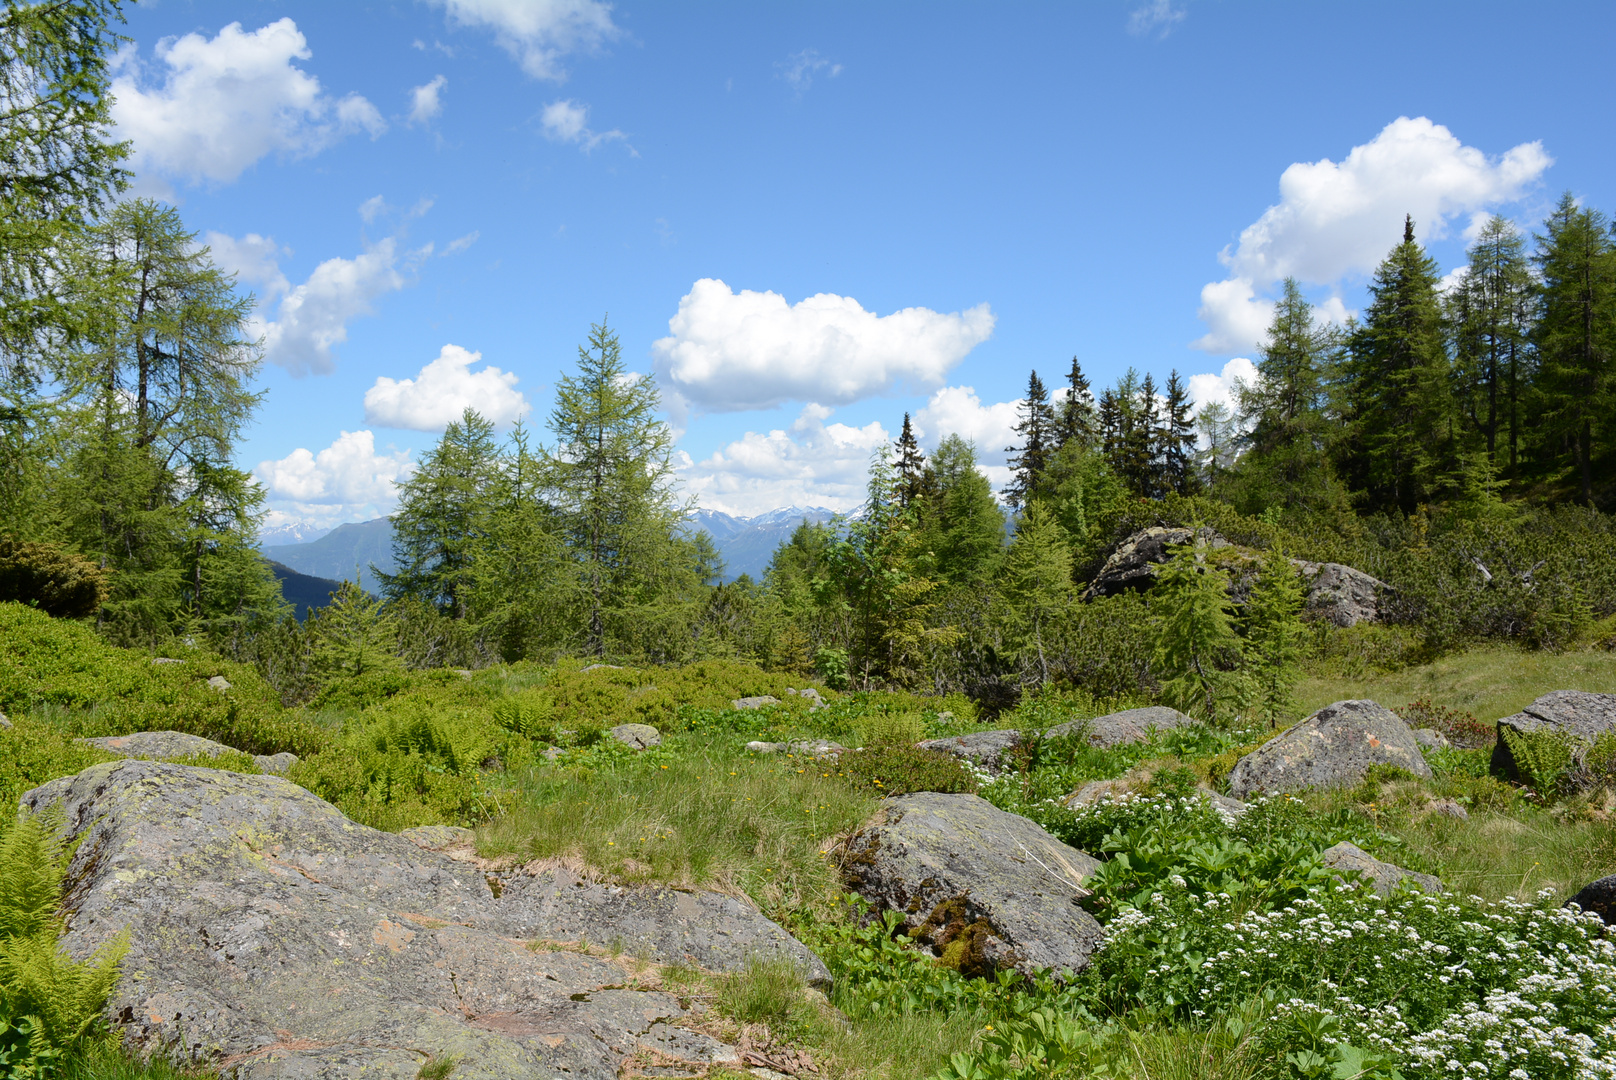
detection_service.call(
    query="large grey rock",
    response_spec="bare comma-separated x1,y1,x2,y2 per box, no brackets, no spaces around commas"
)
731,696,779,710
1227,700,1431,799
916,730,1022,774
1568,874,1616,924
21,760,828,1079
77,730,299,776
1082,527,1226,599
1322,842,1444,896
842,792,1103,979
607,723,661,750
206,675,232,692
1412,727,1451,750
1045,706,1194,749
1491,691,1616,783
1293,561,1388,628
1082,529,1385,627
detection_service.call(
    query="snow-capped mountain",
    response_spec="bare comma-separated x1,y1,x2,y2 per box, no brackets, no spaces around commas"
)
690,506,839,582
256,520,334,547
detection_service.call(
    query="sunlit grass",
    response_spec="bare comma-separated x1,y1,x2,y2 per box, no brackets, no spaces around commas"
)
478,738,876,916
1298,642,1616,722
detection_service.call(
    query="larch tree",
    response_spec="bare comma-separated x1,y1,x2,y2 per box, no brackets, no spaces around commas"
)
544,318,689,658
1450,216,1536,479
1532,194,1615,505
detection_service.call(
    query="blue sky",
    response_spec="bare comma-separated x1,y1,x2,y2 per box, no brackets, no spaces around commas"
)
111,0,1616,526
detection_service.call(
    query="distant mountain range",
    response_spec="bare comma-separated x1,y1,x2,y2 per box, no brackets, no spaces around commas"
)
261,517,395,595
256,506,839,602
266,561,347,621
689,506,838,581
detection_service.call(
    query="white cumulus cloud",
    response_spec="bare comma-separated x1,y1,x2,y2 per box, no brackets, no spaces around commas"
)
430,0,618,80
913,385,1021,473
203,230,290,302
364,344,531,431
653,278,995,416
409,75,447,125
110,19,385,187
1186,357,1259,412
679,404,891,518
255,238,426,376
540,99,626,151
254,430,414,526
1194,116,1552,355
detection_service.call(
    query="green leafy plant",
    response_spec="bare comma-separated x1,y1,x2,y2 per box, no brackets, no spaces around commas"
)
1497,723,1576,795
0,810,127,1072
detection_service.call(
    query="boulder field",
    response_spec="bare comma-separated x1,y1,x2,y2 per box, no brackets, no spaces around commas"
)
22,760,825,1080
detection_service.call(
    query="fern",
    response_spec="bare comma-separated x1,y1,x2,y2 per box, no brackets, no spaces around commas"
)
0,810,127,1064
1498,724,1575,796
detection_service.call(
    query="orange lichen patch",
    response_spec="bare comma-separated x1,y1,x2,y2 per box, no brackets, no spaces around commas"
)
371,919,417,953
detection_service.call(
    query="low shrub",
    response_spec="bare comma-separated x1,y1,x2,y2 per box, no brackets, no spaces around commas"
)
835,746,978,797
0,538,108,620
1396,698,1494,749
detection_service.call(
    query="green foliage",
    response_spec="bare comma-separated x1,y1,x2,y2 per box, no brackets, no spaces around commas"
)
847,709,927,748
835,746,978,797
0,811,127,1065
308,582,401,682
1496,723,1576,796
1392,699,1493,749
1239,549,1306,727
0,539,106,620
1152,537,1243,723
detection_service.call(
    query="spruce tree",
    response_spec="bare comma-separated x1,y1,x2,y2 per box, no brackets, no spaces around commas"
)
1340,216,1453,512
893,412,926,507
1003,370,1054,508
1228,278,1349,516
1161,370,1199,496
1056,356,1096,449
1532,194,1614,505
921,435,1004,586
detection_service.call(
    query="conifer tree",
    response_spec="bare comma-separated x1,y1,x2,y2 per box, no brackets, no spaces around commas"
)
1229,278,1349,516
996,501,1072,685
1532,194,1615,505
1055,356,1096,449
1340,216,1453,512
545,318,689,657
1004,370,1054,508
921,434,1004,586
381,408,501,619
1152,535,1241,723
1194,400,1240,490
1450,217,1535,478
1240,549,1306,727
309,580,401,681
893,412,927,507
1160,370,1199,496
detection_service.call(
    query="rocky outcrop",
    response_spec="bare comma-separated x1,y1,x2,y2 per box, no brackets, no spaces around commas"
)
1045,706,1194,749
916,730,1022,774
841,792,1103,979
745,739,846,756
1227,700,1431,799
785,687,827,711
77,730,298,776
1322,842,1444,896
1491,691,1616,783
731,696,779,710
1293,561,1387,628
1568,874,1616,924
607,723,661,749
22,760,828,1079
1082,527,1225,599
1081,528,1387,627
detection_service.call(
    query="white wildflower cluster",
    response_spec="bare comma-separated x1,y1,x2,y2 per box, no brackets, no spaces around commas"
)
1099,877,1616,1076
